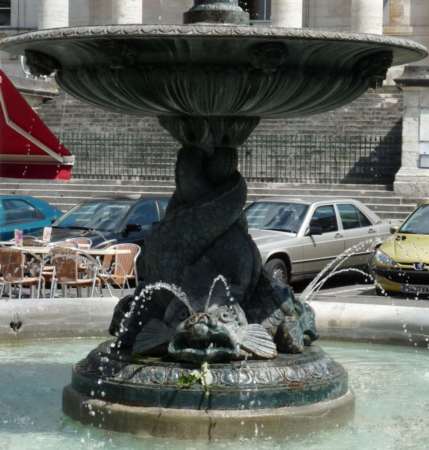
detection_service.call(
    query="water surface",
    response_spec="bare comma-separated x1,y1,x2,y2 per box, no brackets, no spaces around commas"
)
0,338,428,450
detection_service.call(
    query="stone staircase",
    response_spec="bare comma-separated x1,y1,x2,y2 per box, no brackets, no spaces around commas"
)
0,178,423,221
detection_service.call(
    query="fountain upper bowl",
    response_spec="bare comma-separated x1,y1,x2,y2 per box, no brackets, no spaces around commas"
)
1,24,426,118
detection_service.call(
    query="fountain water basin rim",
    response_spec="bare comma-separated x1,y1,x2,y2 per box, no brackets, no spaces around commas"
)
1,295,428,347
63,385,354,440
1,24,427,63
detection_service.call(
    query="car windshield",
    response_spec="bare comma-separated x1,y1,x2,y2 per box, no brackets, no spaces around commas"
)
53,200,133,232
399,204,429,235
245,202,309,233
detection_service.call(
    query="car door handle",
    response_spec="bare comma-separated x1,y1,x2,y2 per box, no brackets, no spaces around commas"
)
368,228,376,234
334,233,343,239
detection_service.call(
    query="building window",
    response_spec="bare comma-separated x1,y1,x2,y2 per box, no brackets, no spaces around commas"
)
0,0,11,26
383,0,390,26
240,0,271,22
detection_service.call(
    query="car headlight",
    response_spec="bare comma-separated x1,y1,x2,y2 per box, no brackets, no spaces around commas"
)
372,249,398,267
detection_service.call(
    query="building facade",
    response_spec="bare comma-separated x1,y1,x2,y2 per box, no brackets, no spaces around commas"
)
0,0,428,193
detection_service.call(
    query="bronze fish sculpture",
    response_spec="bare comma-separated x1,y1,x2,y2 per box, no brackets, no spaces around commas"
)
111,273,318,364
132,300,277,363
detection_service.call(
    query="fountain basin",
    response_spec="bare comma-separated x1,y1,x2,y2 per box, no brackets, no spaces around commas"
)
1,338,428,449
1,25,426,119
1,20,427,443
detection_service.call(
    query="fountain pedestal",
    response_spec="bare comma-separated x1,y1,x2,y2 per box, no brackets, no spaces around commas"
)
63,341,354,440
184,0,249,25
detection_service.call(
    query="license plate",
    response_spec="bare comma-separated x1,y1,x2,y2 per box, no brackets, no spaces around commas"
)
400,285,429,294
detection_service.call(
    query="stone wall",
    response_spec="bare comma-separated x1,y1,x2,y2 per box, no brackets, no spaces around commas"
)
38,86,403,138
36,86,403,184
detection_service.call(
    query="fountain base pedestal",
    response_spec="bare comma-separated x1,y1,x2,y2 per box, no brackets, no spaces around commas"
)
62,341,355,439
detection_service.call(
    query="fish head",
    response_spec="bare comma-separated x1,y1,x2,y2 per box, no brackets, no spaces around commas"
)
168,304,247,363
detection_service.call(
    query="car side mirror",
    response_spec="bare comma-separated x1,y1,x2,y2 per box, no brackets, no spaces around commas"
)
124,223,142,234
307,223,323,236
389,225,399,234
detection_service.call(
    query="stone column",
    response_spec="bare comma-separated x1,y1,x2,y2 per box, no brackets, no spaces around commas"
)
89,0,143,25
351,0,383,34
38,0,69,29
394,67,429,197
112,0,143,24
271,0,303,28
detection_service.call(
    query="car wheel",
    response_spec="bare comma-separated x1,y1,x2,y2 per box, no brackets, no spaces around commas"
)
375,286,386,296
265,258,289,285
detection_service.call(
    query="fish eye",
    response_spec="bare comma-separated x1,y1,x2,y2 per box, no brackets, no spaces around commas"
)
220,311,234,322
179,310,189,320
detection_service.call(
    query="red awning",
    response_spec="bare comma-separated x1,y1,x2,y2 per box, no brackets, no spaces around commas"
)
0,70,74,180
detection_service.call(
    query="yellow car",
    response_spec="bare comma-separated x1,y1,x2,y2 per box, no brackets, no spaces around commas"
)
371,201,429,295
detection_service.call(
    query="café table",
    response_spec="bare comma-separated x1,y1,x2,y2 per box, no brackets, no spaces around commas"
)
9,246,131,256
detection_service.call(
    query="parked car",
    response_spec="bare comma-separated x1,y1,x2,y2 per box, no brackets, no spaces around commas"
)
371,201,429,295
48,196,169,245
45,196,170,279
245,198,391,284
0,195,62,240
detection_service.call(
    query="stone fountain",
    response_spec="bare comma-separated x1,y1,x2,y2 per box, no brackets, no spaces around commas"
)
1,0,426,441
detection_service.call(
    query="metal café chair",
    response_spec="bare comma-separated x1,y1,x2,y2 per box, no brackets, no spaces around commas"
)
42,241,78,283
97,243,141,296
0,247,45,300
49,246,100,298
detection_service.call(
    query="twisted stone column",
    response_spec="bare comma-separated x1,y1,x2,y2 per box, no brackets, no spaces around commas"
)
145,116,261,303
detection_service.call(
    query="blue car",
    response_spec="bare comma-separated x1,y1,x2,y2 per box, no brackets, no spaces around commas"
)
0,195,62,240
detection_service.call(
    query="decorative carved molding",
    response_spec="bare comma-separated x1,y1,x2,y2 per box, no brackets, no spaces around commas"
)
1,25,426,66
71,342,348,410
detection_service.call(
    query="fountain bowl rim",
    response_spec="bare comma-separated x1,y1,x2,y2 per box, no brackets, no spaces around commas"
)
0,24,427,66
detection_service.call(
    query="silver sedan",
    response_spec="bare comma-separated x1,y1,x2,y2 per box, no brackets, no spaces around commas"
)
245,198,391,284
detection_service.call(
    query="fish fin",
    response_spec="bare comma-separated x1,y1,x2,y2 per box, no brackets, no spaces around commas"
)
132,319,175,354
241,324,277,359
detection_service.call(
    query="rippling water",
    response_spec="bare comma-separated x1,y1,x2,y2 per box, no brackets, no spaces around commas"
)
0,339,428,450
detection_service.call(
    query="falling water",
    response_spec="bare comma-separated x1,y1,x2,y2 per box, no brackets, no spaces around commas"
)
300,238,382,303
204,274,234,312
305,267,373,302
138,281,194,314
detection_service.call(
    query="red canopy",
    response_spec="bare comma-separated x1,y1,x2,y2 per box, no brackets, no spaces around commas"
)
0,70,73,180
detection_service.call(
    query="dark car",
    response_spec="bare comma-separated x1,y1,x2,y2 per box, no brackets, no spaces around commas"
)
47,196,170,278
0,195,62,240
